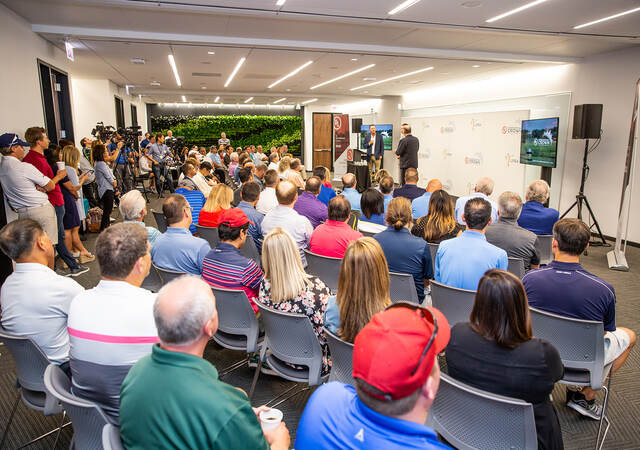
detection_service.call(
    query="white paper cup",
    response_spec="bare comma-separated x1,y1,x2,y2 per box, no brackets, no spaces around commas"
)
259,408,283,431
56,161,65,171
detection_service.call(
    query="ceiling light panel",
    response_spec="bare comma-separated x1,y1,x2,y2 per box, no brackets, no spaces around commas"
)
310,64,376,90
273,98,287,104
168,54,182,87
268,60,313,89
244,97,254,103
224,57,246,88
350,67,434,91
486,0,549,23
301,98,318,104
388,0,421,15
574,6,640,29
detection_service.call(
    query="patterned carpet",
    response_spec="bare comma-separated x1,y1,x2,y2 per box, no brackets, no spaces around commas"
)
0,196,638,449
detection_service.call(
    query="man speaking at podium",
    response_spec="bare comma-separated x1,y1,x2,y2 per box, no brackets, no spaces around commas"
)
363,125,384,178
395,123,419,185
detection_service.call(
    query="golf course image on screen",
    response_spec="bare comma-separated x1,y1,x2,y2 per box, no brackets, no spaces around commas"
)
520,117,559,168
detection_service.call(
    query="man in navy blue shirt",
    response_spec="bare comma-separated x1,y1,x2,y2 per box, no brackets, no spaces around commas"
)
517,180,559,235
523,218,636,420
392,168,425,202
295,304,451,450
237,182,264,252
108,135,135,194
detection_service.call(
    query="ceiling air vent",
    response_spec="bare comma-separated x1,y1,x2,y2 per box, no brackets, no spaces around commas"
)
131,58,146,64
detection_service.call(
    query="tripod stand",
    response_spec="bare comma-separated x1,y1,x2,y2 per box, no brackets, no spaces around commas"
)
560,139,607,245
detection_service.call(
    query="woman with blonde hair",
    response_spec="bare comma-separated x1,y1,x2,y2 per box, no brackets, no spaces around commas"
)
324,237,390,343
374,169,391,190
198,184,233,227
278,155,291,180
258,227,331,373
412,189,463,243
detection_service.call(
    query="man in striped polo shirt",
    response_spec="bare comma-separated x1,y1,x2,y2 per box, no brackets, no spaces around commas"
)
202,208,263,313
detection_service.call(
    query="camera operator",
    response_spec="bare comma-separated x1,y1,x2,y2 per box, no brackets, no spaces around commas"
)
165,129,176,148
147,133,175,196
107,132,135,194
140,132,151,150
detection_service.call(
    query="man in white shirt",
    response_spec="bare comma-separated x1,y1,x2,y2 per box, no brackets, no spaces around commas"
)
256,169,279,215
262,180,313,266
454,177,499,225
193,161,215,197
68,222,158,424
267,153,279,172
0,219,84,366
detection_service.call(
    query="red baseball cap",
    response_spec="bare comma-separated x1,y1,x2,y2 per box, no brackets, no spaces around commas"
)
352,304,450,401
219,208,254,227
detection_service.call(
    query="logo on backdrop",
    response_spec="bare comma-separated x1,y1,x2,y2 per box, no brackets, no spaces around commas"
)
501,125,521,135
419,148,431,160
442,179,454,192
464,152,483,165
471,119,482,130
505,153,520,167
440,121,456,134
442,149,454,160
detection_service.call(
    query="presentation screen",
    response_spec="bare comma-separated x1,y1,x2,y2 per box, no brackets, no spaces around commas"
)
360,124,393,151
520,117,559,168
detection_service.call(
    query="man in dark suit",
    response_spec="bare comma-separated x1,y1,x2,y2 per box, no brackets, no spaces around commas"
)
363,125,384,178
395,123,419,185
392,168,425,202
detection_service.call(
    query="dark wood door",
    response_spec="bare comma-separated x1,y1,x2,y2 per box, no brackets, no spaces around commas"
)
313,113,333,169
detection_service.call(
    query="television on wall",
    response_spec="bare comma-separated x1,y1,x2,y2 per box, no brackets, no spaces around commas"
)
520,117,559,168
360,124,393,151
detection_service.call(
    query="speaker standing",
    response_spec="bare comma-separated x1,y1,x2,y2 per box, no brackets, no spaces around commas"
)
395,123,419,185
363,125,384,178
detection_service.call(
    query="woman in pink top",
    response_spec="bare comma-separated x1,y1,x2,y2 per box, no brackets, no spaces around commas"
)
309,195,362,258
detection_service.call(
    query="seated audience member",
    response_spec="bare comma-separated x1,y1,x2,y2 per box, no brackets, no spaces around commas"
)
0,219,84,365
393,168,425,202
258,228,331,372
412,190,464,243
178,161,199,191
193,161,215,197
237,182,265,251
68,223,158,423
454,177,499,225
120,276,290,449
262,180,313,266
518,180,559,235
379,176,394,212
295,304,451,450
175,179,206,235
309,196,362,258
435,197,508,290
412,179,443,219
373,169,391,191
486,191,540,270
324,237,389,341
287,158,305,189
202,209,263,313
447,269,564,450
119,190,161,247
256,169,279,215
152,194,210,275
227,152,239,177
277,156,291,180
232,167,252,207
523,218,636,419
314,166,336,206
358,188,387,234
267,152,279,171
294,176,328,228
199,184,233,227
340,173,362,212
374,198,433,304
254,163,267,190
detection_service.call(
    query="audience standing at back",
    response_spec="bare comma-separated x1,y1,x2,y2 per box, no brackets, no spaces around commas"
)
454,177,498,225
411,179,442,219
523,218,636,419
435,197,508,290
324,237,390,341
294,176,328,228
340,173,361,212
358,188,386,233
256,169,279,215
310,196,362,258
446,270,564,450
199,184,233,228
68,223,158,424
393,168,425,202
518,180,559,235
412,190,463,243
92,143,117,232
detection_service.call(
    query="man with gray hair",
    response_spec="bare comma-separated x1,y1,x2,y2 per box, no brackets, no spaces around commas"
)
119,276,290,449
454,176,499,225
119,190,161,247
486,191,540,270
518,179,559,235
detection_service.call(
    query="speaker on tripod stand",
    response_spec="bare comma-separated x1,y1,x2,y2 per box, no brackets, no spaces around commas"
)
561,104,607,245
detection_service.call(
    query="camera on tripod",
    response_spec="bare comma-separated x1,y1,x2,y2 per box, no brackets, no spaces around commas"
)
118,125,143,150
91,122,116,141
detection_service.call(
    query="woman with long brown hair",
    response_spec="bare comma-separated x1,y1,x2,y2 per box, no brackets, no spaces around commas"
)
412,189,463,243
324,237,391,343
446,269,564,450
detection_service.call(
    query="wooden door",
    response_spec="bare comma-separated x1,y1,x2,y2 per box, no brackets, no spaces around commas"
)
313,113,333,169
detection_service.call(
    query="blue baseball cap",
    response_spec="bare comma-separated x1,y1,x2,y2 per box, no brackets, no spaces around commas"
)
0,133,30,148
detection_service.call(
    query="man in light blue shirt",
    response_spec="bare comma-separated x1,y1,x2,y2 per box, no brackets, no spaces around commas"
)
435,197,508,291
146,134,175,196
341,173,362,212
151,194,210,275
411,179,442,219
454,177,498,224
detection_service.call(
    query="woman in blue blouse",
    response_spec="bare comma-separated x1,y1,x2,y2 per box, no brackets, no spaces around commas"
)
92,143,117,230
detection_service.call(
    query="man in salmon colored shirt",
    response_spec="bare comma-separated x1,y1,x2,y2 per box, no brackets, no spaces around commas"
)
309,196,362,258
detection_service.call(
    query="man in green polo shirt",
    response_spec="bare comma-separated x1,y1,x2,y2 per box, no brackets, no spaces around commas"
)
120,276,290,449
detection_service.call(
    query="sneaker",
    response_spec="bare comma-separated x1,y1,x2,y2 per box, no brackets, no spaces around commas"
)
567,390,602,420
55,267,71,277
68,265,90,277
70,251,80,258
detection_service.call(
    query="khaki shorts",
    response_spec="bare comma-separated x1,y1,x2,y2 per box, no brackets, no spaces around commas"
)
604,328,631,366
18,202,58,245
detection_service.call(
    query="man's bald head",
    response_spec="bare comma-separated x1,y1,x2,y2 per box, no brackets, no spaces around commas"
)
475,177,495,196
276,180,298,205
154,276,217,346
426,179,442,193
342,173,356,189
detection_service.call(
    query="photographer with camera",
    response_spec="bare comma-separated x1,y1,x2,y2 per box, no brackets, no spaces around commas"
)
147,133,175,197
107,131,135,194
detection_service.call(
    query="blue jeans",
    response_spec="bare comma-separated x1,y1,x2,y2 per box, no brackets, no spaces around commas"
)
152,163,174,195
54,204,78,269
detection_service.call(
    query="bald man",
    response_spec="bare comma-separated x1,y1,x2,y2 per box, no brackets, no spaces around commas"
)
393,168,426,202
120,276,290,449
340,172,362,212
454,177,499,225
411,179,443,219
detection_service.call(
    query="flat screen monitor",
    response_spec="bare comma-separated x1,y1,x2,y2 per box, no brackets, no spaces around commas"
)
520,117,559,168
360,124,393,151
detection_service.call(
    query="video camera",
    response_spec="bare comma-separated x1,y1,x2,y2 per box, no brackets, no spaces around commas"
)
118,125,143,150
91,122,116,141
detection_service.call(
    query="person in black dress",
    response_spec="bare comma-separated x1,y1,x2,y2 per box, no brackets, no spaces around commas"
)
446,269,564,450
412,190,463,243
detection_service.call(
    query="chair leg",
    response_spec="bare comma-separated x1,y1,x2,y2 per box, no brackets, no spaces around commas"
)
595,376,612,450
15,421,71,450
268,385,311,409
248,346,267,400
218,357,249,378
51,410,66,450
0,390,20,450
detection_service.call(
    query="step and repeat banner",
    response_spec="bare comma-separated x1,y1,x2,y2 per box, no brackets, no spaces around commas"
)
403,109,530,198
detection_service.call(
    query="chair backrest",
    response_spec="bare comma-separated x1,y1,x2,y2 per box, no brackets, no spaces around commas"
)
153,263,187,285
102,424,124,450
43,364,110,450
140,263,163,292
0,325,50,394
360,230,375,238
240,236,261,266
324,328,355,386
529,307,606,390
211,287,261,353
427,373,538,450
535,235,553,265
430,280,476,327
507,257,525,279
151,209,168,233
195,225,219,248
389,272,419,304
427,243,439,267
304,250,341,292
254,301,325,385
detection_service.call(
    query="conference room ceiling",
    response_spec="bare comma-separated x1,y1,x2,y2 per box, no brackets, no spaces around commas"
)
3,0,639,105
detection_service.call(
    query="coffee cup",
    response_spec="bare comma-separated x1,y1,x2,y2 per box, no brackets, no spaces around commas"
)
56,161,65,171
259,408,283,431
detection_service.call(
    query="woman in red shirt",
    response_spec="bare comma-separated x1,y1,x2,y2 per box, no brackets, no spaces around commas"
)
198,184,233,227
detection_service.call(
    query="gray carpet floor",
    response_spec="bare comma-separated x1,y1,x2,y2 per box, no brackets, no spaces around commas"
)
0,194,638,449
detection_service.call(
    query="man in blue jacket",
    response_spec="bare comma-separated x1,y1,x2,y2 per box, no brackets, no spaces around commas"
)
363,125,384,179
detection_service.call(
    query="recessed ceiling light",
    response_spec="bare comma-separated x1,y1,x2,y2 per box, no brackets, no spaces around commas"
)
389,0,421,15
286,89,291,92
207,51,215,55
168,54,182,87
181,95,187,102
273,97,287,104
574,6,640,29
350,67,434,91
150,81,160,86
268,60,313,88
472,64,480,68
486,0,548,23
310,64,375,90
224,57,246,87
130,57,145,65
351,58,358,61
244,97,254,103
214,96,220,102
201,86,207,89
301,98,318,105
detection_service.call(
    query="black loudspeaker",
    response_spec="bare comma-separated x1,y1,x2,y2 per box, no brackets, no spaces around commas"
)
572,104,603,139
352,118,363,131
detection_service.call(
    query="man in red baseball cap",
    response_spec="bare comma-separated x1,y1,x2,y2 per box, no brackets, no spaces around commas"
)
295,303,451,449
